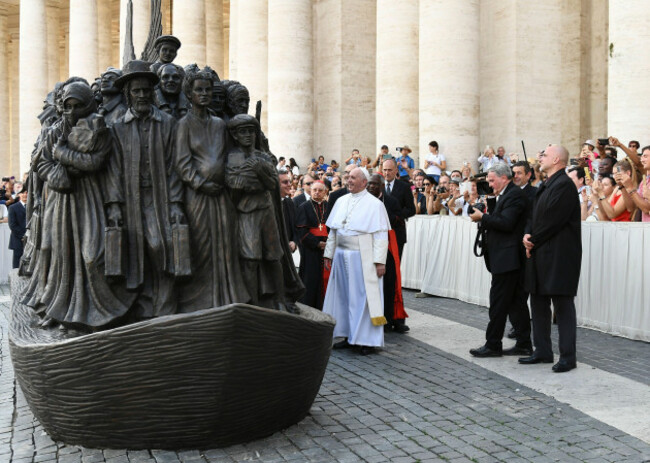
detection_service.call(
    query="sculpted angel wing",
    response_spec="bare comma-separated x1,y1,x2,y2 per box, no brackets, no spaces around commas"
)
122,0,136,65
140,0,163,63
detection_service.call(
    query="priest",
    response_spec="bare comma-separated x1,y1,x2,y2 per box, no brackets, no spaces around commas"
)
322,168,391,355
296,180,329,310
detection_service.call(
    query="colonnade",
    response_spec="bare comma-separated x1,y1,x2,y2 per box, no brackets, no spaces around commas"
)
1,0,648,177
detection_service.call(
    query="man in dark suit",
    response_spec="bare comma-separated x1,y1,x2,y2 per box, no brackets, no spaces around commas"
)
505,161,537,339
521,145,581,373
382,158,415,333
468,163,532,357
381,158,415,257
279,170,299,254
367,174,406,332
8,187,28,269
293,173,314,208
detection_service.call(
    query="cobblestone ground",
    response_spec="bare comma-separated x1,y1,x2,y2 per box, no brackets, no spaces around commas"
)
1,287,649,463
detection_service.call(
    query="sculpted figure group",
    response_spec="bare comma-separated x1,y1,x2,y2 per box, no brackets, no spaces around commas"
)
19,36,303,332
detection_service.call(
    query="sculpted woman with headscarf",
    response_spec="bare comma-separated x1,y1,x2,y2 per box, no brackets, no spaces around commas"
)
174,67,250,311
22,81,134,330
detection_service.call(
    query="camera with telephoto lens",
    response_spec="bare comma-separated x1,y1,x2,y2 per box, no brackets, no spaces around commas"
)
467,202,486,215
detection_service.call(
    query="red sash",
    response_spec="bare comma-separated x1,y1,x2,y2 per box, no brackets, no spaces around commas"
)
309,226,330,305
388,229,407,319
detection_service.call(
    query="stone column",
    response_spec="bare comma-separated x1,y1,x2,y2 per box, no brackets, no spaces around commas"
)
173,0,207,66
46,4,60,89
69,0,98,81
228,0,239,79
236,0,268,132
420,0,479,171
97,0,114,74
120,0,151,63
608,1,649,145
205,0,224,76
479,0,581,158
376,0,418,163
314,0,376,166
19,0,48,174
268,0,313,167
0,15,10,172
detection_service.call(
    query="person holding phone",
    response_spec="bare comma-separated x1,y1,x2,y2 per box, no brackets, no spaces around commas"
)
424,141,446,184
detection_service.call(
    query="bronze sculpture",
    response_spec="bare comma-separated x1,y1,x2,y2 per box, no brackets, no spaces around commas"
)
106,59,185,319
21,82,134,329
174,67,250,311
154,63,190,119
97,67,128,126
10,30,329,451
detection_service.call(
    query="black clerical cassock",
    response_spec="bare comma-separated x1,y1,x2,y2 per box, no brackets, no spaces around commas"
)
296,199,329,310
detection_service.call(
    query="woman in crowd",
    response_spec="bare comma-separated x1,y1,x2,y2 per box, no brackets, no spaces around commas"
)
477,146,496,172
424,140,446,184
289,157,300,176
589,176,618,221
459,163,474,195
531,161,544,187
590,160,636,222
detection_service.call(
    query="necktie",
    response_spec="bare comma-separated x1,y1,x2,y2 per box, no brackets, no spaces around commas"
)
387,183,392,195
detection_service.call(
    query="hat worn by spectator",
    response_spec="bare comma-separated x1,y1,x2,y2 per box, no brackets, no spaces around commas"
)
114,60,159,89
584,139,595,149
153,35,181,51
401,145,412,153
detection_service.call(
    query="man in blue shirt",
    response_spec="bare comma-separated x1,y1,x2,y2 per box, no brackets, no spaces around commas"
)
317,155,329,171
397,145,415,181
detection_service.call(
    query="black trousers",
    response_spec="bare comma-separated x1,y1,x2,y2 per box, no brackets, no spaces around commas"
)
383,252,396,326
531,294,577,363
12,246,23,269
485,269,531,351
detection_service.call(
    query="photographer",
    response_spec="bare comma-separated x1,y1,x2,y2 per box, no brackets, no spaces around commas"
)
0,176,16,207
345,148,362,166
468,163,532,357
461,179,482,217
411,173,428,214
427,174,451,215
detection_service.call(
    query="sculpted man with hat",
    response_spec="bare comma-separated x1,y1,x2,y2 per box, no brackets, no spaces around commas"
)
105,60,186,319
150,35,181,74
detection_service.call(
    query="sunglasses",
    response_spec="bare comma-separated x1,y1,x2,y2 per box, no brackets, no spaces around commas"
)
304,182,313,186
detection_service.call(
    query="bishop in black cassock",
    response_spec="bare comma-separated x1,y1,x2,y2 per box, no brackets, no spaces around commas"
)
296,181,329,310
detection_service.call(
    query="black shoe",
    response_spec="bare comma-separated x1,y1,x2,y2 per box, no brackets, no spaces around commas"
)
506,327,516,339
518,354,554,365
393,324,410,334
469,345,502,357
333,339,350,349
383,324,393,332
552,360,577,373
502,345,533,356
359,346,375,356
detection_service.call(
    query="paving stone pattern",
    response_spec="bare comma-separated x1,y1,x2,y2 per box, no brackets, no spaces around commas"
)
404,290,650,386
1,290,649,463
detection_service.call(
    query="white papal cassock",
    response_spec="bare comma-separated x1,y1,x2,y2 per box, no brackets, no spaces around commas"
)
322,189,391,347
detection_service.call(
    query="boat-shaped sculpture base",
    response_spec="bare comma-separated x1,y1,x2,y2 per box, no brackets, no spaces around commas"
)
9,272,335,450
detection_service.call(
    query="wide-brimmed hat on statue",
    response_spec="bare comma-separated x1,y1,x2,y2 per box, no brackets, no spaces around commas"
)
114,60,159,89
154,35,181,51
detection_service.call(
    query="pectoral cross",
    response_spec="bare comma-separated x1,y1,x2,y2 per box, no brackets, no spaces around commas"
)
319,224,323,231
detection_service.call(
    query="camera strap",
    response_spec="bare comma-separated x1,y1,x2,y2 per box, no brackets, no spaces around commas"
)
473,222,485,258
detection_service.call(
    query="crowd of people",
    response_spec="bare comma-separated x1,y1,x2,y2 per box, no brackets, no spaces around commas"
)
279,136,649,361
279,137,650,224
